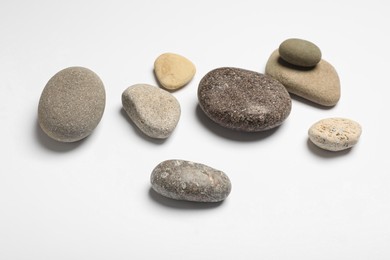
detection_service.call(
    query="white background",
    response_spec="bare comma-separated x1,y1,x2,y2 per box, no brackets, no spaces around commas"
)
0,0,389,259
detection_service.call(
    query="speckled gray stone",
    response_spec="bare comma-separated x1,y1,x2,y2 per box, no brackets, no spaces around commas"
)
151,160,231,202
198,67,292,132
308,117,362,151
279,38,322,67
122,84,181,139
38,67,106,142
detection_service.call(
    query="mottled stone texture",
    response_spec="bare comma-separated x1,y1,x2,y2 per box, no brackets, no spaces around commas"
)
38,67,106,142
308,118,362,151
198,67,292,132
122,84,181,139
279,38,322,67
151,160,231,202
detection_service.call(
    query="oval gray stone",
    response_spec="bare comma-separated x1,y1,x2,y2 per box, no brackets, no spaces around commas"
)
308,117,362,151
279,38,322,67
198,67,292,132
122,84,181,139
38,67,106,142
151,160,232,202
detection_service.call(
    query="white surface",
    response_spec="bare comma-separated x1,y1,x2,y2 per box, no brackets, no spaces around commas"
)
0,0,389,259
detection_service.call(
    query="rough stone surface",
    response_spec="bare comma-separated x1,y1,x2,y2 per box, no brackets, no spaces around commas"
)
154,53,196,90
151,160,231,202
122,84,181,139
279,38,322,67
38,66,106,142
265,50,340,106
308,117,362,151
198,67,292,132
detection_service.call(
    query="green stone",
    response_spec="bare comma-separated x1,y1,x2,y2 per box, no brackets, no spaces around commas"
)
279,38,322,67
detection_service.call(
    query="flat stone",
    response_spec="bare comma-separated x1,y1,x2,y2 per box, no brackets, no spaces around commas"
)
279,38,322,67
265,50,340,106
122,84,180,139
38,67,106,142
308,117,362,151
198,67,292,132
151,160,231,202
154,53,196,90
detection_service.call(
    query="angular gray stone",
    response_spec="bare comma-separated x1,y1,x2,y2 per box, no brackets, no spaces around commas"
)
151,160,231,202
198,67,292,132
279,38,322,67
38,66,106,142
122,84,181,139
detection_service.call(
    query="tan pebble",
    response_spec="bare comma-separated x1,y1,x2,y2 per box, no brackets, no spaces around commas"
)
308,118,362,151
154,53,196,90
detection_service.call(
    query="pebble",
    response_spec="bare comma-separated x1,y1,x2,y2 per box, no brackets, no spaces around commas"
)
279,38,322,67
308,118,362,151
38,67,106,142
122,84,181,139
198,67,292,132
151,160,231,202
265,50,340,106
154,53,196,90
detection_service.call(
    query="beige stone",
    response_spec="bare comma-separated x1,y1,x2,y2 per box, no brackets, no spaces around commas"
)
308,118,362,151
154,53,196,90
265,50,340,106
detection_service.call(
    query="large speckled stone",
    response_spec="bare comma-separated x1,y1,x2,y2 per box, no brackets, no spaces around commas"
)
151,160,231,202
308,117,362,151
38,67,106,142
122,84,181,139
154,53,196,90
279,38,322,67
265,50,340,106
198,67,292,132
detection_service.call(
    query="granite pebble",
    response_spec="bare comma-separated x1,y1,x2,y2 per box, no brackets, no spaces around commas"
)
265,50,340,106
38,66,106,142
122,84,181,139
308,118,362,151
151,159,231,202
154,53,196,90
198,67,292,132
279,38,322,67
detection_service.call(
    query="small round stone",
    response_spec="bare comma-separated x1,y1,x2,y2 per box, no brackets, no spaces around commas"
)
122,84,181,139
151,160,231,202
38,67,106,142
154,53,196,90
279,38,322,67
198,67,292,132
308,118,362,151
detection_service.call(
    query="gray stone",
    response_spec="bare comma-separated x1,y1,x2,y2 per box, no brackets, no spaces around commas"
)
151,160,231,202
265,50,340,107
279,38,322,67
38,66,106,142
198,67,292,132
308,117,362,151
122,84,181,139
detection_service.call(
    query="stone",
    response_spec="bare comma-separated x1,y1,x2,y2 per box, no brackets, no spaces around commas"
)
308,117,362,151
154,53,196,90
265,50,340,106
279,38,322,67
151,160,231,202
198,67,292,132
122,84,181,139
38,66,106,142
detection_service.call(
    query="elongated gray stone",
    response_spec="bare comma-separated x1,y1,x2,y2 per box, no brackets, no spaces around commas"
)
279,38,322,67
198,67,292,132
38,67,106,142
151,160,232,202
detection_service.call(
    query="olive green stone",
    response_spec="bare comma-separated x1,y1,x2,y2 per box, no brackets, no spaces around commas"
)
279,38,322,67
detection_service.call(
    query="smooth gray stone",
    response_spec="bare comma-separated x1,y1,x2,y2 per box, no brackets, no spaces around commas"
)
38,67,106,142
279,38,322,67
151,160,232,202
198,67,292,132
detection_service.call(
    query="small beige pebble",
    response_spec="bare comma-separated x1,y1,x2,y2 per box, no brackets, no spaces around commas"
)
308,118,362,151
154,53,196,90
